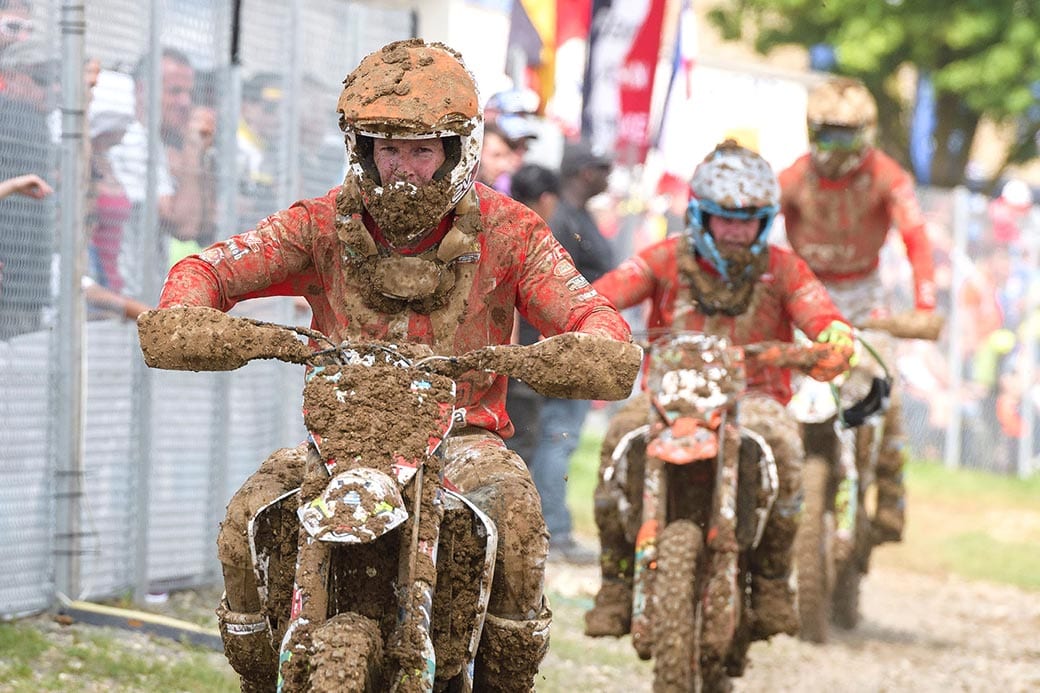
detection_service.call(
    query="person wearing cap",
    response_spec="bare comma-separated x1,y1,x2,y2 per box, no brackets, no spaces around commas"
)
528,139,617,564
237,72,283,225
0,0,54,340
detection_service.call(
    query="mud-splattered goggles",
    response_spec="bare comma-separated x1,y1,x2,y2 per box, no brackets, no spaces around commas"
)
809,125,864,152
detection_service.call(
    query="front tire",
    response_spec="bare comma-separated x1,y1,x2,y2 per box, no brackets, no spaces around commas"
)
307,612,384,693
652,520,702,693
795,456,835,643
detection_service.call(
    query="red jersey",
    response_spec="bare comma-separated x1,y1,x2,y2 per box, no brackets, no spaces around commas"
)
593,237,846,404
158,183,631,436
779,149,936,310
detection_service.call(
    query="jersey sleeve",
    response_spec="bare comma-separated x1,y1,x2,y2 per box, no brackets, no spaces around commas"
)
885,162,936,310
158,199,320,309
516,212,631,342
775,249,850,338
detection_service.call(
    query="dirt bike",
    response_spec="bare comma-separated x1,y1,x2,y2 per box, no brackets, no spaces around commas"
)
609,331,849,692
789,310,943,643
137,306,639,693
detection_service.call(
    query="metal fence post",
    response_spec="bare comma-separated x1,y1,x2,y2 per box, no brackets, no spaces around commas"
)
54,0,88,600
944,186,969,469
131,0,164,605
1017,207,1040,478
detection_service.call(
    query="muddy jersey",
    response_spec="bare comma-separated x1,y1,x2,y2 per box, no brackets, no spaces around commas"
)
592,237,845,404
157,183,630,437
779,149,936,310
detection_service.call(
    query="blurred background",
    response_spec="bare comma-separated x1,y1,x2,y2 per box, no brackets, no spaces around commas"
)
1,0,1038,627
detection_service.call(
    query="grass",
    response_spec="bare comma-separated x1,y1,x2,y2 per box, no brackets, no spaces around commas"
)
565,424,1040,591
0,621,237,692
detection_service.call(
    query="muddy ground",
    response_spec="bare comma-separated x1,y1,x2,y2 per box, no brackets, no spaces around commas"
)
17,558,1039,691
542,561,1040,692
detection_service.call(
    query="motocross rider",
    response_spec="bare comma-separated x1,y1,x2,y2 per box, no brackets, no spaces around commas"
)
583,141,853,641
146,39,638,692
779,76,937,543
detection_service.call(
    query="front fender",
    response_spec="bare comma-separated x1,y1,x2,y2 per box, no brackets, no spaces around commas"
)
297,468,408,543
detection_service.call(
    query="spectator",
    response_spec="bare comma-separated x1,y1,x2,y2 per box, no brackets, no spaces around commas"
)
989,178,1032,246
297,73,346,199
0,12,54,340
107,48,213,294
476,120,522,193
0,172,49,199
85,70,134,294
237,71,283,225
503,163,561,468
529,141,616,563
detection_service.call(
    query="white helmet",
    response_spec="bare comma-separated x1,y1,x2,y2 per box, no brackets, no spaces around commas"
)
806,77,877,179
337,39,483,246
683,141,779,315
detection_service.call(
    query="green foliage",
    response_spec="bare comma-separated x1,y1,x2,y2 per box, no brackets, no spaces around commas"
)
707,0,1040,183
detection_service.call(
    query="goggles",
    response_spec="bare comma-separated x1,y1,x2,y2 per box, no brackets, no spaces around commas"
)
809,125,864,152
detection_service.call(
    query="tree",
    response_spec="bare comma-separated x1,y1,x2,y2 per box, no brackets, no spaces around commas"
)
707,0,1040,188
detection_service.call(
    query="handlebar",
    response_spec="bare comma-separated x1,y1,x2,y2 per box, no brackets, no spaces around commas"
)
138,307,641,401
856,310,943,341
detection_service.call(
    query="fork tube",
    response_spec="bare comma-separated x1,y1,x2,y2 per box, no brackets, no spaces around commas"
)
392,465,441,692
631,454,664,658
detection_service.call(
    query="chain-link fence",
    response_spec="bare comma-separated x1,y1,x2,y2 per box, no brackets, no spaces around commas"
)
0,0,415,619
1,0,1038,622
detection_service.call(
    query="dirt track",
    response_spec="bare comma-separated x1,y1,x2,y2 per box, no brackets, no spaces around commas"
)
542,561,1040,692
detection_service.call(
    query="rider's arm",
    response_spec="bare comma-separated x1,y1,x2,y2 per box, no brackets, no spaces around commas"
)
157,196,323,310
884,158,936,311
592,240,670,312
775,247,851,340
513,208,630,342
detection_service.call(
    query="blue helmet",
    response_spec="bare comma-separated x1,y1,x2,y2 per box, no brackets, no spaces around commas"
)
685,141,779,284
680,141,779,315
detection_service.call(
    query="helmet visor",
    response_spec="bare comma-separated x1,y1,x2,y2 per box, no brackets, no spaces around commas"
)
810,124,865,152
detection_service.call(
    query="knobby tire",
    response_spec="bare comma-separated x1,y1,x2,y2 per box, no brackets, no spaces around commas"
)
652,520,702,693
795,456,835,643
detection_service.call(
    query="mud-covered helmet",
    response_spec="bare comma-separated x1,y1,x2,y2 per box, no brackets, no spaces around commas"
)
682,140,779,315
337,39,483,244
806,77,877,179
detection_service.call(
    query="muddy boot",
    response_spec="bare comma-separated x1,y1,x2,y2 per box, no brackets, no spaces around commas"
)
473,602,551,693
873,476,905,544
584,579,632,637
749,574,799,641
216,597,279,693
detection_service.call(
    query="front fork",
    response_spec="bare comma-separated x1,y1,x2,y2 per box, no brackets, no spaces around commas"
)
275,466,444,693
630,415,741,662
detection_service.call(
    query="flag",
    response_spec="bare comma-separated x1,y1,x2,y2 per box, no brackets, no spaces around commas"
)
551,0,591,134
506,0,557,113
582,0,668,165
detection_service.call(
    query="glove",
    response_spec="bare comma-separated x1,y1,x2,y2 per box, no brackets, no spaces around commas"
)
813,320,856,377
138,306,312,371
817,320,854,348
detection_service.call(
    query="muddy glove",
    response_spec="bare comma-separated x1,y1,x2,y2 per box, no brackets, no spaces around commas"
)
477,332,642,400
138,306,312,371
807,323,854,382
816,320,858,369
